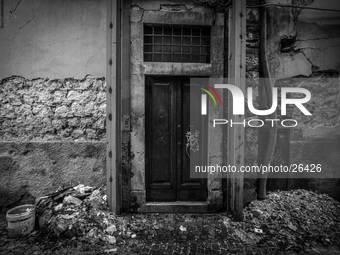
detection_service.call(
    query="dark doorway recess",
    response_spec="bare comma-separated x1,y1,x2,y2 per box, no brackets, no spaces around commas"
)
145,76,207,202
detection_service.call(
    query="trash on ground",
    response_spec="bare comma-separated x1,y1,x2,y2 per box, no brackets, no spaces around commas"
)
29,187,340,252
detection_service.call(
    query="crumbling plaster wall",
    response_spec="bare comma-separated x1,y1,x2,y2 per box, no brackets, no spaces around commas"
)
266,0,340,200
267,0,340,78
0,0,107,211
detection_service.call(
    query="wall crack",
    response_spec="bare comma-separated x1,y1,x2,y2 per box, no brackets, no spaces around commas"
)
299,49,318,71
2,0,22,29
14,0,35,38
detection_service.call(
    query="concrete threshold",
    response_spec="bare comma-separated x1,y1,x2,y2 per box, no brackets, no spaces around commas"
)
140,201,208,213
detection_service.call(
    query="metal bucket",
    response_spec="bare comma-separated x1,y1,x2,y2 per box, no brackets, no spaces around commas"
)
6,204,36,238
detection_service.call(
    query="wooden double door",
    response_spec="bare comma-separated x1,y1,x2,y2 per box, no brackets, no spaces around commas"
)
145,76,207,202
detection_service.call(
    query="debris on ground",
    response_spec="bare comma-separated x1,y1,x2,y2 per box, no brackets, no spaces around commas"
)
35,185,128,247
1,188,338,254
225,189,340,252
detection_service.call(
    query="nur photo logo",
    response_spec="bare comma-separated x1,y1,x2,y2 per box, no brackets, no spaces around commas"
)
196,80,312,128
197,82,223,115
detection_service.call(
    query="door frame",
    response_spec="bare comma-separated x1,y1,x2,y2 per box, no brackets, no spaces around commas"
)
129,7,225,212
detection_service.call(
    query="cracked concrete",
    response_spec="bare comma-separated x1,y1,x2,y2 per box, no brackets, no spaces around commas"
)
267,0,340,76
1,0,36,37
2,0,22,28
0,0,106,79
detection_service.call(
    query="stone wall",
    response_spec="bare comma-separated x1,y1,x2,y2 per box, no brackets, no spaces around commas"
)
0,76,106,141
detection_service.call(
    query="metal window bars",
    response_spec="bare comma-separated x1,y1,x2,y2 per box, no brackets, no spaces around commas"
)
144,24,211,63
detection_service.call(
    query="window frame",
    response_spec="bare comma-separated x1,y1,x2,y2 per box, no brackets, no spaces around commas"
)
143,24,211,63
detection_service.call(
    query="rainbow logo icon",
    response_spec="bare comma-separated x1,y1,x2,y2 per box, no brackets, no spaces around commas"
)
197,82,222,115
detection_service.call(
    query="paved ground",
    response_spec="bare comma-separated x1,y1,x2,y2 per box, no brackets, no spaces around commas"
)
1,212,338,255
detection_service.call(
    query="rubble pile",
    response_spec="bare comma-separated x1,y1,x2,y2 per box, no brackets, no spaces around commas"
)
36,185,226,245
36,185,136,247
228,189,340,251
34,187,340,253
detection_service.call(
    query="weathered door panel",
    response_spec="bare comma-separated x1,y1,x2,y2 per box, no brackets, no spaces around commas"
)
177,81,207,201
146,77,177,201
146,76,207,202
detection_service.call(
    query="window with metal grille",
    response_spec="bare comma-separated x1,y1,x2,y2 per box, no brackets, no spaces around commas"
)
144,24,211,63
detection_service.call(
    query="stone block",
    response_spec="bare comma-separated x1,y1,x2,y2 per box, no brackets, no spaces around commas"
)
131,39,143,62
55,106,69,117
130,7,144,23
67,91,82,101
130,22,143,40
143,10,213,26
132,0,161,10
160,4,188,12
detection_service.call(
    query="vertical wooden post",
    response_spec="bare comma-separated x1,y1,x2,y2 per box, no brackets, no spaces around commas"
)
106,0,122,214
227,0,246,221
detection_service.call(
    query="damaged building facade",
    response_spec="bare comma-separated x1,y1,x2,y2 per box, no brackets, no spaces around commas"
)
0,0,339,213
